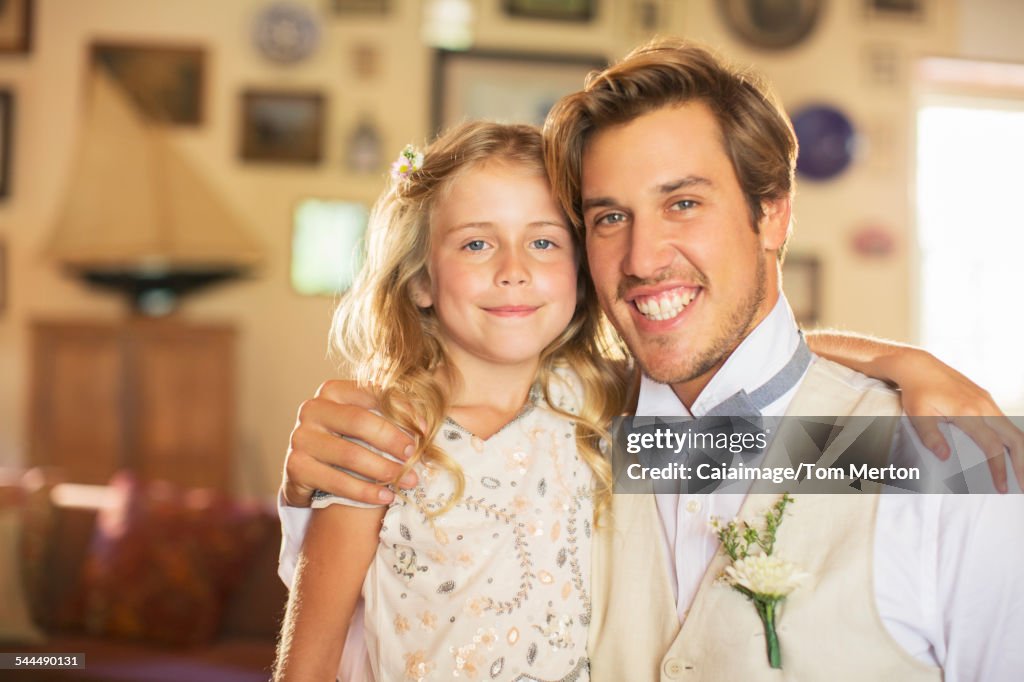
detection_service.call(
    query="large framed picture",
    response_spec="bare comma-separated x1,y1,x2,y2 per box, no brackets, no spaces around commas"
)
503,0,595,22
240,90,325,164
432,49,605,132
782,254,821,327
0,90,12,198
91,42,205,125
0,0,32,54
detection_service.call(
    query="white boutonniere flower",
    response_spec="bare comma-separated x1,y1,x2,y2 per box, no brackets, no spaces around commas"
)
712,493,807,669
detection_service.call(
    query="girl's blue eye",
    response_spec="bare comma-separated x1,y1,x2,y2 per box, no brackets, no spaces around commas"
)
532,239,554,250
465,240,487,251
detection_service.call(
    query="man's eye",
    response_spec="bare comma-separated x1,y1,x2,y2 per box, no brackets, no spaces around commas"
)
464,240,487,251
672,199,698,210
594,212,626,226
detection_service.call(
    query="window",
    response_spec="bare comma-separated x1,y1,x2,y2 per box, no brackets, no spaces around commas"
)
917,95,1024,411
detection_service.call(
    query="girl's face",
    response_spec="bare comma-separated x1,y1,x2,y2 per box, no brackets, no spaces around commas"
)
417,160,578,377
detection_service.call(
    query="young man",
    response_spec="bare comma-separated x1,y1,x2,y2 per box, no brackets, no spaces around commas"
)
538,40,1024,681
279,40,1024,680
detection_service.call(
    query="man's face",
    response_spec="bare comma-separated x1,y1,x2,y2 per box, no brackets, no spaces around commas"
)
580,102,789,405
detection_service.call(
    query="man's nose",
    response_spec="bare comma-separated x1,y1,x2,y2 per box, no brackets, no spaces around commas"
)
623,215,675,280
496,248,531,286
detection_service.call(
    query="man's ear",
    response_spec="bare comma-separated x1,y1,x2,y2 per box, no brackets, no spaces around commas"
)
410,275,433,309
759,195,792,252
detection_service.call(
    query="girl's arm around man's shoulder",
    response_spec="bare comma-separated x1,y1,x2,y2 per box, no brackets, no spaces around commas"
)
274,503,386,681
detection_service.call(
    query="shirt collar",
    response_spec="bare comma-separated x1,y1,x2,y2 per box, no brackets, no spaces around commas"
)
636,295,802,418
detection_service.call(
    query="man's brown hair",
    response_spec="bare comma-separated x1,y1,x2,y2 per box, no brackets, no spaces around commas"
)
544,38,797,240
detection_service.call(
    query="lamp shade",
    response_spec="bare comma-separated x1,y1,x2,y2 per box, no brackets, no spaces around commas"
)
48,70,263,311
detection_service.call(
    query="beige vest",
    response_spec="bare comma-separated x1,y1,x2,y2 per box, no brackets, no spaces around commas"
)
588,358,943,682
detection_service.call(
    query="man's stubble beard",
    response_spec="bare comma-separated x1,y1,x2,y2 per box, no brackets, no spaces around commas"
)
637,253,767,386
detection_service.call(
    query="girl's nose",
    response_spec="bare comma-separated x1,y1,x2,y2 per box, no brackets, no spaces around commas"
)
496,250,531,286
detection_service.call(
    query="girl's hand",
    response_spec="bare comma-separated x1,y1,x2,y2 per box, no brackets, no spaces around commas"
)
896,348,1024,493
806,330,1024,492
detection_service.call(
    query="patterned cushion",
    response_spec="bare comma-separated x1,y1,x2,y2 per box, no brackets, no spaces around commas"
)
74,472,271,647
0,473,49,643
17,468,63,628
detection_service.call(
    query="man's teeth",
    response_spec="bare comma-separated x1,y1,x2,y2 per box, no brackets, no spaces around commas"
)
634,289,698,321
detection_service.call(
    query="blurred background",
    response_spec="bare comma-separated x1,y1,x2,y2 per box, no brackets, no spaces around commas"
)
0,0,1022,500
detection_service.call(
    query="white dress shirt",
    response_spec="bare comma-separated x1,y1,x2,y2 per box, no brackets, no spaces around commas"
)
636,295,1024,681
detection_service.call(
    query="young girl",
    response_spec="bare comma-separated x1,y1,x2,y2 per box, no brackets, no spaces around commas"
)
275,121,626,681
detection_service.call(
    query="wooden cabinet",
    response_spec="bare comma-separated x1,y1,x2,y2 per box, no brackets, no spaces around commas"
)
30,319,236,490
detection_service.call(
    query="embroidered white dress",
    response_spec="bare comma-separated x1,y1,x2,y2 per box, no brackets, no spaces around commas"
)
313,371,593,682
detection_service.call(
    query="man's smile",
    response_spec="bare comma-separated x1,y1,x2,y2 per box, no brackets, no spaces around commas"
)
628,286,701,322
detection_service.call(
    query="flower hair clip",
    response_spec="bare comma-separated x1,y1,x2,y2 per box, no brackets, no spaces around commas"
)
390,144,424,181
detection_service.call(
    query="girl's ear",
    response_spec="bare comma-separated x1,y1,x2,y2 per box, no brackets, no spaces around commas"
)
410,275,433,308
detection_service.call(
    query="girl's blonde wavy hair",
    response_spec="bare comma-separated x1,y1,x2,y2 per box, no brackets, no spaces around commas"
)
331,121,628,520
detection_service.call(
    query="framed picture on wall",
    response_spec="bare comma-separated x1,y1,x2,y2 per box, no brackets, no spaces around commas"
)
0,0,32,54
291,199,369,295
240,90,325,164
91,43,205,125
432,49,605,132
0,239,6,316
865,0,925,21
0,90,12,199
782,255,821,327
329,0,389,14
503,0,595,22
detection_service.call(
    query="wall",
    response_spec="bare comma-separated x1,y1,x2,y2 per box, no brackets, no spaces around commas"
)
0,0,967,496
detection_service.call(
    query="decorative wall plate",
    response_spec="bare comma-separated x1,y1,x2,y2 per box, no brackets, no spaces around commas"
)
792,104,857,181
253,2,320,64
716,0,822,50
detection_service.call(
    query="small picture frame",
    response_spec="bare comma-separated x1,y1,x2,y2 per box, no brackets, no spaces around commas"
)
865,0,925,21
0,239,6,316
240,90,325,164
782,255,821,327
433,49,605,132
91,43,205,125
328,0,389,14
0,90,12,198
0,0,32,54
291,199,368,295
503,0,595,22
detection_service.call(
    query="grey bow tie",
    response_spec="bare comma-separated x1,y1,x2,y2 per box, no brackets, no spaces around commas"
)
632,334,812,493
703,333,812,418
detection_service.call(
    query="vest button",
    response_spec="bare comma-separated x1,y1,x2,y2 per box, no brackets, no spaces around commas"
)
663,658,686,678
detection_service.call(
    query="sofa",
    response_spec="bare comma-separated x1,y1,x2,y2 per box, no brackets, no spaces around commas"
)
0,468,288,682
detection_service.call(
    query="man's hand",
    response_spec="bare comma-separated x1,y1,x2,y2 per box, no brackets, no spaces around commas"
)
282,380,418,507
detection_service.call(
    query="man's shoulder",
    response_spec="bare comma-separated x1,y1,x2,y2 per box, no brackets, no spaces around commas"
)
796,356,901,416
810,356,896,395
